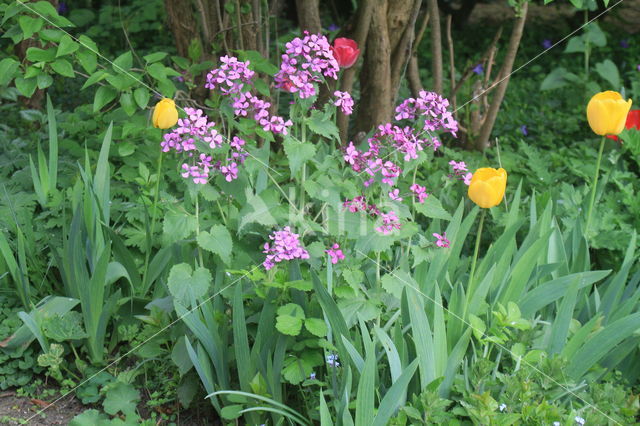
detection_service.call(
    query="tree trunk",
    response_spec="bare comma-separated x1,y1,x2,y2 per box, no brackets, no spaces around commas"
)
295,0,322,33
475,3,528,150
427,0,443,93
355,0,392,133
337,0,374,142
389,0,422,103
164,0,201,58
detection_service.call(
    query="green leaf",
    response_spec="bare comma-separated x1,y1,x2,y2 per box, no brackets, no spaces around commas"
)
221,405,244,420
283,136,316,175
119,92,136,116
163,210,197,244
42,311,87,342
414,195,451,220
26,47,56,62
304,318,328,337
143,52,168,63
0,58,20,85
540,67,570,91
306,110,339,140
81,70,108,89
147,62,167,80
197,225,233,265
167,263,212,306
381,270,416,299
37,73,53,89
69,409,110,426
19,15,43,38
76,49,97,73
50,59,75,77
594,59,620,89
93,86,118,112
276,303,305,336
56,34,79,57
103,382,140,416
133,87,150,109
113,51,133,72
14,77,38,97
237,50,279,75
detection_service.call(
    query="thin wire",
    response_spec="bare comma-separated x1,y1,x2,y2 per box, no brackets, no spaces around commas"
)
26,264,261,421
356,249,622,425
454,0,624,113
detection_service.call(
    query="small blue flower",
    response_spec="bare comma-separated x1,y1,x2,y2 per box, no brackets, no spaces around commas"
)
520,124,528,136
57,2,68,15
542,39,552,50
472,64,484,75
309,372,316,379
328,23,340,31
326,354,340,367
620,39,630,48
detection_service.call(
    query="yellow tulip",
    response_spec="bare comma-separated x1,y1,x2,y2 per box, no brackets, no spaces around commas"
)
152,98,178,129
468,168,507,208
586,91,632,136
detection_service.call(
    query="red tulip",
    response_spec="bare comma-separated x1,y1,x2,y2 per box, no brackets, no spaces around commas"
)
331,38,360,69
606,109,640,142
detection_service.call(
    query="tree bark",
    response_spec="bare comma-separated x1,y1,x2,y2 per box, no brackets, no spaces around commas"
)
295,0,322,33
427,0,443,93
475,3,528,150
337,0,374,142
389,0,422,103
355,0,392,133
164,0,200,58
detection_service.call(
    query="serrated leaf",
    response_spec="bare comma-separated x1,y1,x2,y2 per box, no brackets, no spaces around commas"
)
162,210,197,244
414,195,452,220
42,311,87,342
304,318,328,337
283,136,316,175
103,382,140,416
167,263,212,306
306,109,339,140
197,225,233,265
69,409,110,426
276,303,305,336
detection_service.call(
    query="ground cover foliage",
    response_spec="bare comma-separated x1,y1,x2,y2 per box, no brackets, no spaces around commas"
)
0,0,640,424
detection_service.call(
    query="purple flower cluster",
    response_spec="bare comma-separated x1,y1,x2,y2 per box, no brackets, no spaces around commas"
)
395,90,459,137
161,107,247,185
433,232,450,248
274,32,340,99
343,196,380,216
230,91,293,135
205,55,255,95
448,160,472,185
326,243,345,264
262,227,310,270
410,183,428,204
333,91,354,115
376,211,402,235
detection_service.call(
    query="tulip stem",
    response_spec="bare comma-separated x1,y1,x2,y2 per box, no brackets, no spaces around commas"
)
468,208,486,295
585,136,605,234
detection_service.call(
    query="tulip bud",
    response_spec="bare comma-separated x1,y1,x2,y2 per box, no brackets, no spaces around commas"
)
467,168,507,208
152,98,179,129
331,38,360,69
587,91,632,136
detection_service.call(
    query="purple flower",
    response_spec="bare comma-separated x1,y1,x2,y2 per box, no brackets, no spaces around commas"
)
262,227,309,270
328,23,340,31
463,172,472,186
637,64,640,72
205,55,255,95
325,244,345,264
620,39,630,48
333,90,354,115
326,354,340,367
520,124,528,136
449,160,467,172
410,184,428,204
57,2,68,15
376,211,401,235
274,32,339,99
388,189,403,201
449,160,472,184
309,372,317,379
472,64,484,75
433,232,450,248
542,39,552,50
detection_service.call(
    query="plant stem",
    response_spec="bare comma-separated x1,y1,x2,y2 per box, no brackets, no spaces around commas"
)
585,136,605,233
299,124,307,212
467,209,486,295
142,149,163,290
584,9,590,78
195,192,204,267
